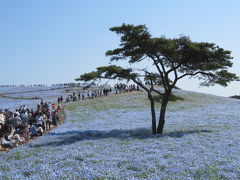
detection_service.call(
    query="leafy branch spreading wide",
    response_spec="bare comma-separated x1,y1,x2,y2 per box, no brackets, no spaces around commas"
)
76,24,239,134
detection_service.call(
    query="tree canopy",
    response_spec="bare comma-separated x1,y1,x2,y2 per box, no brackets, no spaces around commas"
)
76,24,239,134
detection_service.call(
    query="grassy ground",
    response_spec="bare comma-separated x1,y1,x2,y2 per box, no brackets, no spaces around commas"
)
0,90,239,179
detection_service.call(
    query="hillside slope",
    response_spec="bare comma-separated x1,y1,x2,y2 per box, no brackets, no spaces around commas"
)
0,90,239,179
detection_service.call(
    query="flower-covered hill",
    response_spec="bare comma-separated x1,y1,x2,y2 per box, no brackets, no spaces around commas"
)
0,90,239,179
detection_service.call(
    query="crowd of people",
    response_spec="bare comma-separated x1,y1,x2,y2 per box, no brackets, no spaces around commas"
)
114,83,139,93
62,83,139,102
63,87,113,103
0,101,63,150
0,84,140,151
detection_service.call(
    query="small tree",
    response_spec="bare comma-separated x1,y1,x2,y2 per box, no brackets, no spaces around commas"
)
76,24,239,134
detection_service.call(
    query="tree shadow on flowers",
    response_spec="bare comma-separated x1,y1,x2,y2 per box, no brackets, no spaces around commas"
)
30,128,213,148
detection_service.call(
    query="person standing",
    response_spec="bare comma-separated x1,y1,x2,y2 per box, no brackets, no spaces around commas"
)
12,114,22,130
36,112,44,129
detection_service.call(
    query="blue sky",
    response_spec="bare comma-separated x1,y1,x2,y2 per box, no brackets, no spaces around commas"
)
0,0,239,96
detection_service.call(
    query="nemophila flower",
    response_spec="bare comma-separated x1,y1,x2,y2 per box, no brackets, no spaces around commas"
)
1,89,240,179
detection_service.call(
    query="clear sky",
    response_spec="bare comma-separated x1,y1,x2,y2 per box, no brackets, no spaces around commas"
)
0,0,239,97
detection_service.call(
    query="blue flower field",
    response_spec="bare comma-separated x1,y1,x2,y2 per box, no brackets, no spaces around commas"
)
0,90,239,179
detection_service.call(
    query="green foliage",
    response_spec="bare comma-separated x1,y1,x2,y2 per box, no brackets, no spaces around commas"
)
96,65,137,80
75,156,84,161
0,164,10,172
106,24,151,63
12,151,21,160
66,104,77,111
76,65,138,82
127,165,142,171
153,94,184,102
194,165,221,179
105,24,239,87
93,177,106,180
23,171,32,177
75,23,238,134
76,23,238,88
230,95,240,99
75,71,100,81
3,176,9,180
144,73,171,86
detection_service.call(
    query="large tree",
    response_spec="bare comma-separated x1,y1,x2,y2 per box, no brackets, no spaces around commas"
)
76,24,239,134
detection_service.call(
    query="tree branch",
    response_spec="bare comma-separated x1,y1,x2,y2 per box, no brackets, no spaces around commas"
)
148,55,168,90
177,71,212,80
131,78,151,94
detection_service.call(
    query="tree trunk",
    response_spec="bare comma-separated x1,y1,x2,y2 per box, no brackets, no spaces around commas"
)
148,93,157,134
157,92,170,134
